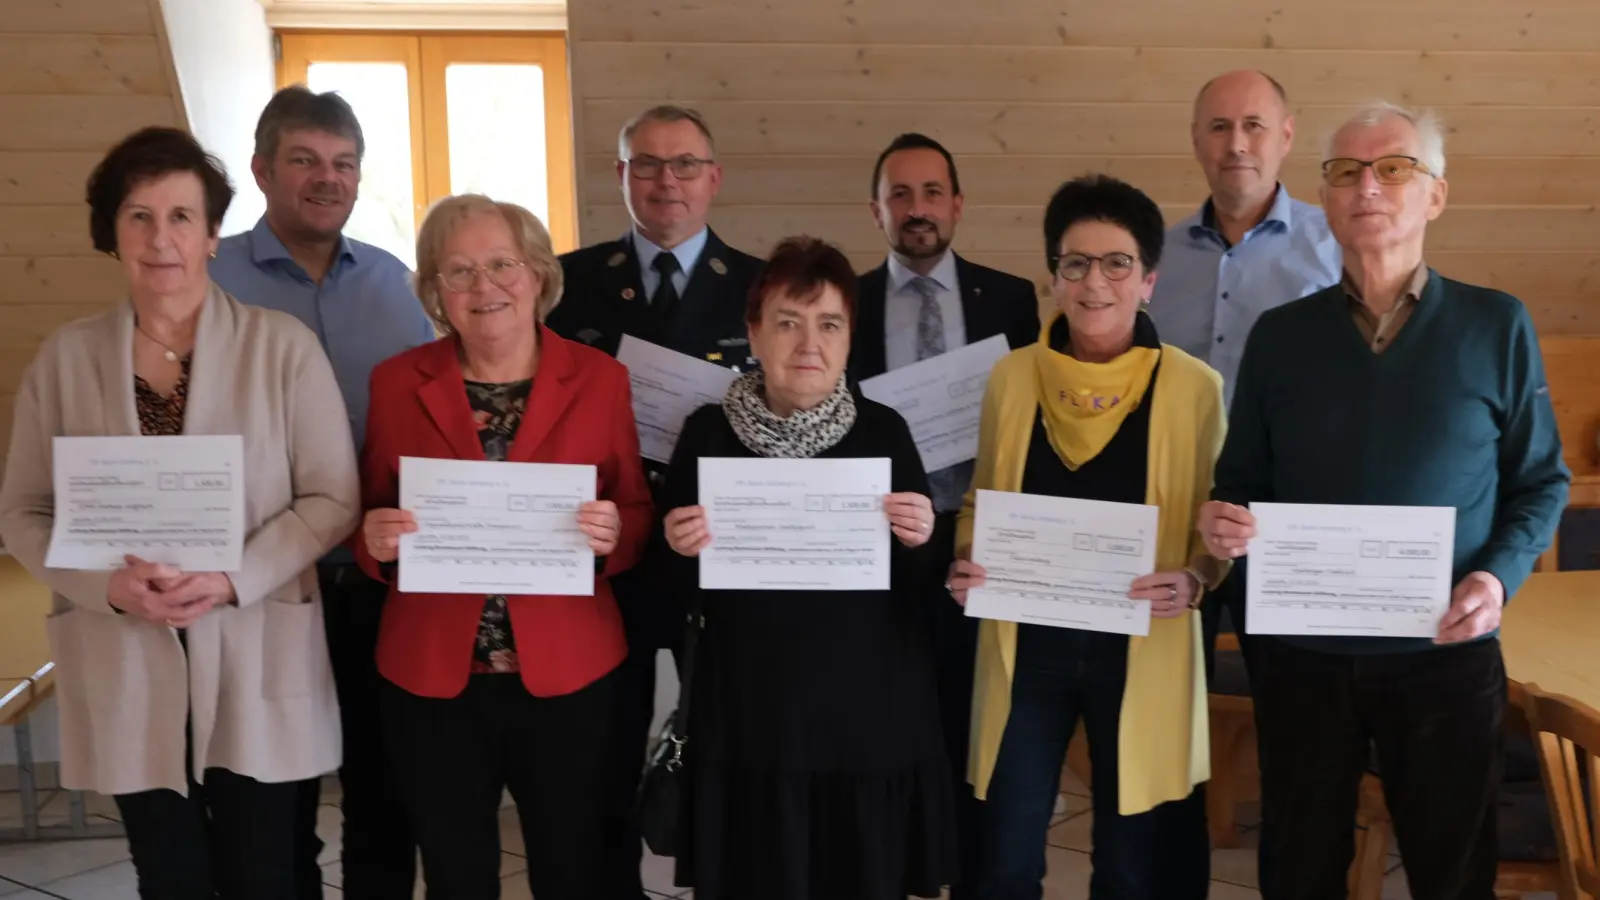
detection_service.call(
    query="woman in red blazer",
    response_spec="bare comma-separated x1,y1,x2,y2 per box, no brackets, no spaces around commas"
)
355,194,651,900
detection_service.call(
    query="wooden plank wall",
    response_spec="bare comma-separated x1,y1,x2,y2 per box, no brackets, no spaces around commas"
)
0,0,185,473
567,0,1600,333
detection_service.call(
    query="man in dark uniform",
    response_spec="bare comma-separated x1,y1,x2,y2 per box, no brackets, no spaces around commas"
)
850,132,1040,898
545,104,760,898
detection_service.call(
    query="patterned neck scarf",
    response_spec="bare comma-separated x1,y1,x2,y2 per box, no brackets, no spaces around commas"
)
722,369,857,458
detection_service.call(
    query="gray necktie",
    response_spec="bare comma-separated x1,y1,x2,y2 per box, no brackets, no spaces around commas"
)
906,275,970,513
910,276,946,360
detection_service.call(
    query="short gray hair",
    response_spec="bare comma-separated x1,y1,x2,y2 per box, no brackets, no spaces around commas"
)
1322,101,1447,178
616,104,716,160
254,84,365,162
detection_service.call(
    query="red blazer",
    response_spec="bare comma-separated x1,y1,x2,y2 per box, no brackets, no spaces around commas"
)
355,327,652,699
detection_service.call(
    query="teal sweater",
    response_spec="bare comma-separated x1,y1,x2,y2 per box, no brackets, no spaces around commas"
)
1214,270,1571,654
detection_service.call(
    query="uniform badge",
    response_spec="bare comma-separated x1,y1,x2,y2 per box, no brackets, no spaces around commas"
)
709,257,728,275
707,352,723,361
607,251,627,268
974,287,983,296
621,287,635,300
716,337,749,348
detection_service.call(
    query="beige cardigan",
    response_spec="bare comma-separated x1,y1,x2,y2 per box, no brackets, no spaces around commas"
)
0,284,360,796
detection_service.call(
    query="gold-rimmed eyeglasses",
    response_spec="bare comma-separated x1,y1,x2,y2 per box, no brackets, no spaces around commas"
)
626,154,714,181
437,257,526,293
1321,155,1435,187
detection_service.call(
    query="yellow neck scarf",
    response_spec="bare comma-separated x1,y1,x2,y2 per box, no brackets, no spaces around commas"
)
1033,314,1161,470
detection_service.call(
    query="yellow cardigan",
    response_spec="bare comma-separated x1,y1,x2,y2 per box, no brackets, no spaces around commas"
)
956,336,1228,815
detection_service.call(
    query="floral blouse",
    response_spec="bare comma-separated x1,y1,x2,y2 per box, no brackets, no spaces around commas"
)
466,378,533,674
134,356,191,436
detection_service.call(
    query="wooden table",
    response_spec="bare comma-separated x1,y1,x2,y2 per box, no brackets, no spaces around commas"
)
0,555,117,842
0,557,55,688
1501,570,1600,711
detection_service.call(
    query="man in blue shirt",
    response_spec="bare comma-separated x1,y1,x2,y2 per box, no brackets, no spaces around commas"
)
211,85,435,900
1149,69,1342,408
1147,70,1342,674
1146,71,1342,880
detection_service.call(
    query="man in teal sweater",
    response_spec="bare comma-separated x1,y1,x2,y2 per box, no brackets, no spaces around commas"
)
1199,102,1570,900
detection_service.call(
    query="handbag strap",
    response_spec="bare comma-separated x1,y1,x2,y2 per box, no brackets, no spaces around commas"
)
672,583,705,735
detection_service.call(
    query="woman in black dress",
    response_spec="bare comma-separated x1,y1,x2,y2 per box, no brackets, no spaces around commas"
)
659,236,958,899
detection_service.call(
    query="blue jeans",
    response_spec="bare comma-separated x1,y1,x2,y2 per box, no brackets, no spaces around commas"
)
977,625,1208,900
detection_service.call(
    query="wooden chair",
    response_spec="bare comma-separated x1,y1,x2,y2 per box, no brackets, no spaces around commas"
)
1350,686,1564,899
1206,632,1258,848
1534,335,1600,573
1058,632,1262,849
1520,682,1600,900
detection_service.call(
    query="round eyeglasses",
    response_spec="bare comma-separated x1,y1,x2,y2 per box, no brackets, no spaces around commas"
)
1321,155,1435,187
437,258,527,293
1053,252,1139,282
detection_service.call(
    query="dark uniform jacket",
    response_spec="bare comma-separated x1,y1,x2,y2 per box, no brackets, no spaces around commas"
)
547,227,763,652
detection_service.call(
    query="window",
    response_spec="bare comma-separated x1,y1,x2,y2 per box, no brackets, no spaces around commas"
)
276,32,577,265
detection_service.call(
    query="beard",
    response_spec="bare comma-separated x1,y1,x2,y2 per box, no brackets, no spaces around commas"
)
892,220,950,260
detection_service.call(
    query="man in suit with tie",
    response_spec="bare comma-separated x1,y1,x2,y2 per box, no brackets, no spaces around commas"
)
544,104,760,899
851,132,1039,897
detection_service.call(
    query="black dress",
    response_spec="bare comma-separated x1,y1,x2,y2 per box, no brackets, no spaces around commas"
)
661,396,958,900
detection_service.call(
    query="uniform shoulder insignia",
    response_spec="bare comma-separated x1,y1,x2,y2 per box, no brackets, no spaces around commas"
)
607,251,627,268
707,351,723,361
708,257,728,275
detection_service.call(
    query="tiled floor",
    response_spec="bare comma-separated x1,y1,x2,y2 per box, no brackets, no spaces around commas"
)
0,773,1550,899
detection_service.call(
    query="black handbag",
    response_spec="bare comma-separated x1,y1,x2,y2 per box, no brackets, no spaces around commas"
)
636,591,704,858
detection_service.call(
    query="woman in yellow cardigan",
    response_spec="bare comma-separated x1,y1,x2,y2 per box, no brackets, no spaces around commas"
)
946,175,1227,898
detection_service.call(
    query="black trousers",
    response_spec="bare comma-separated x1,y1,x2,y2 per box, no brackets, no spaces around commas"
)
604,644,658,899
383,668,621,900
929,510,983,899
116,767,319,899
1254,637,1505,900
1198,564,1256,685
302,564,417,899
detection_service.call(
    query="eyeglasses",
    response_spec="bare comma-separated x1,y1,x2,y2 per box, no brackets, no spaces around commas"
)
1053,252,1139,282
437,257,526,293
626,154,714,180
1321,155,1435,187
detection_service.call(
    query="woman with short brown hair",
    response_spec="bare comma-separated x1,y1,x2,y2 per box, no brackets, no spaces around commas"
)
0,126,359,899
660,235,957,899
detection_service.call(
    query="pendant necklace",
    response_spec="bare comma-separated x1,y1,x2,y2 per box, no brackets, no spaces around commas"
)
135,320,183,363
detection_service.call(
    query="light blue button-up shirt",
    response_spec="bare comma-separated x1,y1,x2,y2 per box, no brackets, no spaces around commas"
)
1147,186,1342,407
884,250,968,372
211,218,435,565
633,226,707,301
210,217,436,453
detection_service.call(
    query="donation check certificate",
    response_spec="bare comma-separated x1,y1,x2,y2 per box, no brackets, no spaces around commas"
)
398,457,596,596
857,334,1010,474
964,489,1159,636
1245,502,1456,638
617,336,741,464
46,435,245,572
698,457,891,592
